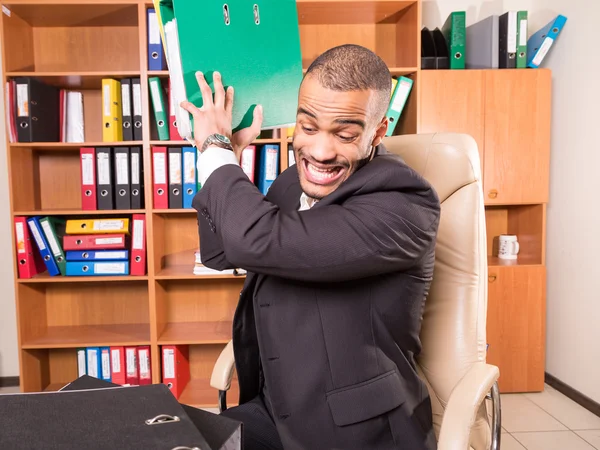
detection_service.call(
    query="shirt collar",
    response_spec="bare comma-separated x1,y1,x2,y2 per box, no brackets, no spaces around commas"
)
299,192,318,211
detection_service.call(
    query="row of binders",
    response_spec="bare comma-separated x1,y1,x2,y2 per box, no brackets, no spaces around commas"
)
14,216,146,278
423,12,567,70
80,147,144,211
151,143,280,209
77,345,191,400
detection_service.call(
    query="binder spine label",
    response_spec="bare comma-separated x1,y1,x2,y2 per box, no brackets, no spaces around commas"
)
131,152,140,185
103,83,111,117
15,222,25,253
97,251,128,260
126,348,137,375
121,83,131,115
98,153,110,185
150,81,163,112
133,219,144,250
533,37,553,66
133,83,142,116
16,84,28,117
77,350,86,376
116,153,129,184
169,152,182,183
184,151,195,183
153,152,166,184
164,349,175,378
82,153,94,185
93,220,125,231
40,221,60,257
266,148,278,179
139,350,149,373
391,80,411,112
149,11,160,44
519,20,527,46
508,11,517,53
95,262,126,274
102,351,111,377
96,237,122,245
111,349,122,372
29,223,46,250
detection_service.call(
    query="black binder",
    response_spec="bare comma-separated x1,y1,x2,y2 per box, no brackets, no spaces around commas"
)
14,77,60,142
130,146,144,209
0,380,213,449
168,146,183,209
132,77,143,141
499,12,517,68
96,147,114,210
114,147,131,210
59,375,243,450
121,78,134,141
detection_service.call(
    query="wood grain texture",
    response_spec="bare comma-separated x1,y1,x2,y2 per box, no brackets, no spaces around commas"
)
483,69,552,204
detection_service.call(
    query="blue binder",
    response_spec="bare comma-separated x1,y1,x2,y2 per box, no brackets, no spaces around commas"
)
66,250,129,261
66,261,130,276
257,144,280,195
26,217,60,276
527,14,567,68
147,8,167,70
182,146,197,208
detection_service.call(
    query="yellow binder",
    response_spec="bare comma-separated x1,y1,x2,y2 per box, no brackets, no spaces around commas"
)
66,218,130,235
102,78,123,142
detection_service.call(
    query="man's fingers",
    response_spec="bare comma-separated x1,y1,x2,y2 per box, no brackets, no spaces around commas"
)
180,100,202,117
252,104,264,136
196,71,214,109
213,71,225,109
225,86,234,119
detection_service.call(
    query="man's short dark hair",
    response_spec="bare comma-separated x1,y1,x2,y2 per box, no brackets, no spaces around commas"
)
304,44,392,122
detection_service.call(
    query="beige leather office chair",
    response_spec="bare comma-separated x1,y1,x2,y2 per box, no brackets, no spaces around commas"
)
210,133,501,450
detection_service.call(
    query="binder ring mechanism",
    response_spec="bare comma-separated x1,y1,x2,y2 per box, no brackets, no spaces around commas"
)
145,414,181,425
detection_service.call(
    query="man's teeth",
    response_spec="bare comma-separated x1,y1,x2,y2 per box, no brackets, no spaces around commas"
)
308,163,339,178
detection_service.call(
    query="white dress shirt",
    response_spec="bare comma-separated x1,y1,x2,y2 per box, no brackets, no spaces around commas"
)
198,145,318,210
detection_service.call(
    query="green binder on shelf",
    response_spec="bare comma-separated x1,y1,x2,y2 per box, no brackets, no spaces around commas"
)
442,11,466,69
149,76,170,141
516,10,528,68
384,76,413,137
155,0,304,141
39,216,67,276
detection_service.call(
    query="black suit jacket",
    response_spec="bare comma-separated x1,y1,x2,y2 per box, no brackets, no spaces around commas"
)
193,144,440,450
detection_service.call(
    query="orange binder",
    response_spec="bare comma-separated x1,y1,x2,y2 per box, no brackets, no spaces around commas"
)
161,345,190,399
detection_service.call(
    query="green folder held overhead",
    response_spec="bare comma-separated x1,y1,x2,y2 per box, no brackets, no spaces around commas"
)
442,11,466,69
157,0,304,141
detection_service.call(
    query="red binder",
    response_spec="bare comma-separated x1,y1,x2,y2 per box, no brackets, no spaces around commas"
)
110,346,126,385
14,216,45,279
138,346,152,385
152,146,168,209
168,81,183,141
80,147,97,210
130,214,146,276
63,234,126,251
161,345,190,399
125,346,139,385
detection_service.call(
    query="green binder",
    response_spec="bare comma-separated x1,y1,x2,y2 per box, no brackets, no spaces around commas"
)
442,11,466,69
157,0,303,138
149,77,170,141
516,11,528,68
39,217,67,276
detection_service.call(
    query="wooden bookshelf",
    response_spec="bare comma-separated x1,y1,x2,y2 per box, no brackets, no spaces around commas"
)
1,0,549,403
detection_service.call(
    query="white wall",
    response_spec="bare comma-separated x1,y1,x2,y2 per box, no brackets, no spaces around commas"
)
0,54,18,377
425,0,600,403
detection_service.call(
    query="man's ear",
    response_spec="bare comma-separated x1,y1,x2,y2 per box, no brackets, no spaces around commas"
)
371,117,388,148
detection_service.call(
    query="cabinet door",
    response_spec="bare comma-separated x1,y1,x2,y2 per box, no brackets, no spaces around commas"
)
486,265,546,393
418,70,485,169
483,70,551,204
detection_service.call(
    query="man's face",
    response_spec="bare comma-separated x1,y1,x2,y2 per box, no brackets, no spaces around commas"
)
292,75,388,200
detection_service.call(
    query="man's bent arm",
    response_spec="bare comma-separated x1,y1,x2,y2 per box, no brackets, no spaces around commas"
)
194,164,440,283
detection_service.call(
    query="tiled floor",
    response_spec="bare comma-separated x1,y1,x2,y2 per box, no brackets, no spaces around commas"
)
1,383,599,449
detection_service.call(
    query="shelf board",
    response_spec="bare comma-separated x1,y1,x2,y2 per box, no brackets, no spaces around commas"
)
5,2,139,27
488,256,543,267
13,209,145,217
21,324,150,349
296,0,417,24
17,273,148,283
152,208,196,215
10,141,143,150
5,72,141,89
178,378,240,409
158,322,232,345
148,71,169,77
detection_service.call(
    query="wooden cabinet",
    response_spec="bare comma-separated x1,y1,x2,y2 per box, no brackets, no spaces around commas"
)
483,70,552,205
419,69,551,205
486,265,546,392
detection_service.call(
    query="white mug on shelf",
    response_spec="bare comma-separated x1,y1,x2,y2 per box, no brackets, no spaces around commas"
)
498,234,520,260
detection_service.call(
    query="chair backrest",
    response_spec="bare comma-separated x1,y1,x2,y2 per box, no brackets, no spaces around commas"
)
382,133,489,448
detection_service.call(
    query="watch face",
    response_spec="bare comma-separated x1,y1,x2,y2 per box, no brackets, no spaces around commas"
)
215,134,231,144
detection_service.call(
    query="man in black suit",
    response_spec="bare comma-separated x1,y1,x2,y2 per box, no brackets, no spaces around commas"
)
182,44,440,450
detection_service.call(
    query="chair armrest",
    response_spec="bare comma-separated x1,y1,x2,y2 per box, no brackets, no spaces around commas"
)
210,340,235,391
438,362,500,450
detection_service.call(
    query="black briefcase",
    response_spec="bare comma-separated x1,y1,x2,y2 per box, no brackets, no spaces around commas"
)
60,376,243,450
0,376,241,450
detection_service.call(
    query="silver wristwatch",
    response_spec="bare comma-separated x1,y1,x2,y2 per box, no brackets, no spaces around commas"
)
201,133,234,153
